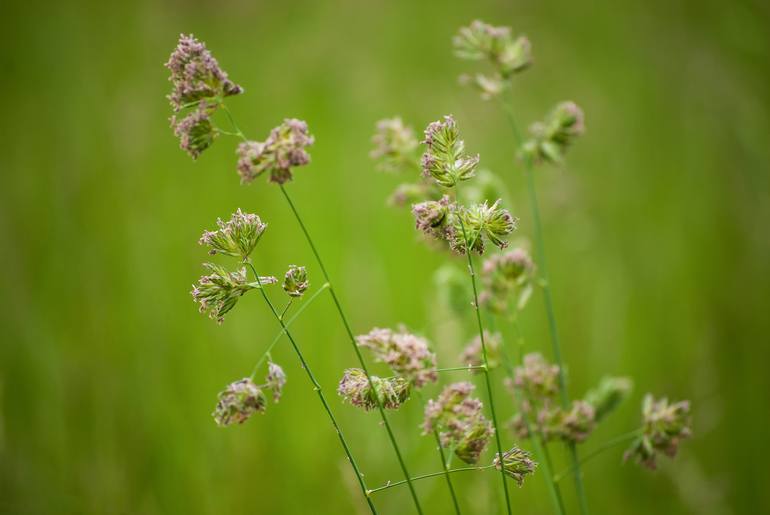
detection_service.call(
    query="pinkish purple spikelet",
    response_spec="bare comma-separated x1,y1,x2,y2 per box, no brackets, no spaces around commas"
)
237,119,314,184
165,34,242,112
355,327,438,388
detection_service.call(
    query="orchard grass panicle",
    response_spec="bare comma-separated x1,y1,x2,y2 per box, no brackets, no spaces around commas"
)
494,446,537,486
236,118,314,184
338,368,411,411
282,265,309,298
355,327,438,388
198,209,267,260
624,394,692,469
421,115,479,187
422,382,494,465
212,378,267,426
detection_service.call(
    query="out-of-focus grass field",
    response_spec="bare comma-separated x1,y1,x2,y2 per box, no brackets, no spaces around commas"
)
1,0,769,513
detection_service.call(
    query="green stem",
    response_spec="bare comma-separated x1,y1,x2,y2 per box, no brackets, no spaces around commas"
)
415,390,461,515
553,430,643,483
456,207,512,515
507,319,566,515
222,101,420,513
500,96,590,515
245,263,377,515
249,283,330,379
368,465,495,495
278,184,423,515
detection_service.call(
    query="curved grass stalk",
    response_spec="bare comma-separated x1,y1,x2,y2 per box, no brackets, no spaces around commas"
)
220,102,422,514
456,211,513,515
368,465,495,495
244,262,377,514
498,95,590,515
553,429,643,483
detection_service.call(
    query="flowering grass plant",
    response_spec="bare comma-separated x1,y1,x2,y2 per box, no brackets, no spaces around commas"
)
165,21,691,514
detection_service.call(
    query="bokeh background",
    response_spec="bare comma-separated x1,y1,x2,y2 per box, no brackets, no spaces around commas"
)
2,0,769,513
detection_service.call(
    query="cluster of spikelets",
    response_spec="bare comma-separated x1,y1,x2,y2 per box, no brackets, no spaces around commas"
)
164,34,243,158
338,327,438,411
166,18,695,508
213,362,287,426
508,354,628,443
190,206,310,423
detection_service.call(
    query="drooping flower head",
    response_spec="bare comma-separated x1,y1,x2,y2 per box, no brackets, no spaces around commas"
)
370,117,419,173
559,401,596,443
412,195,455,241
355,327,438,388
237,119,314,184
165,34,243,112
266,362,287,402
624,394,692,469
521,101,585,164
479,247,536,313
423,382,494,465
453,21,532,100
459,330,502,372
584,376,633,423
494,446,538,486
450,200,517,255
421,115,479,187
337,368,411,411
170,104,218,159
198,209,267,260
191,263,276,323
282,265,309,298
212,378,266,426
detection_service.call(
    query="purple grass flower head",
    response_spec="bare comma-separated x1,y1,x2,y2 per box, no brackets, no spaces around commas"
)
165,34,242,112
450,200,517,255
282,265,309,298
584,376,633,423
494,446,538,487
266,362,287,402
421,115,479,187
212,378,266,426
191,263,276,323
412,195,456,241
370,117,419,173
560,401,596,443
236,119,314,185
513,353,561,401
423,382,493,465
170,104,218,160
624,394,692,470
356,327,438,388
459,330,502,372
479,247,536,313
198,209,267,260
337,368,411,411
521,101,586,164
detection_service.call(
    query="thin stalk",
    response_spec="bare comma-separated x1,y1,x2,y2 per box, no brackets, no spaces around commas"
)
416,390,462,515
278,184,423,514
245,262,377,515
500,96,590,515
249,283,330,378
368,465,495,495
219,103,421,513
507,319,566,515
456,211,512,515
553,430,643,483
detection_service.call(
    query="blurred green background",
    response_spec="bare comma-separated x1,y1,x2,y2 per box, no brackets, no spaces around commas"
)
1,0,769,513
